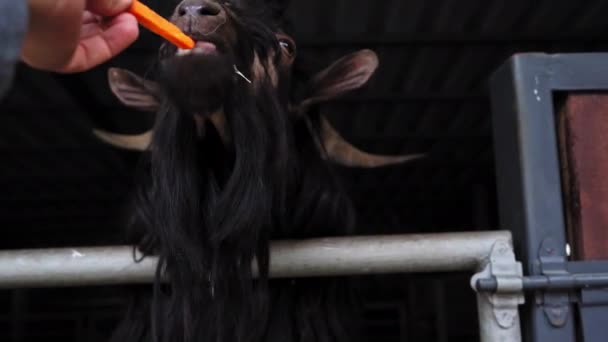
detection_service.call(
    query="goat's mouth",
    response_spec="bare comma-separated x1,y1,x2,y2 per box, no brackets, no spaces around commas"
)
159,33,235,115
177,41,219,56
160,34,229,60
176,33,228,56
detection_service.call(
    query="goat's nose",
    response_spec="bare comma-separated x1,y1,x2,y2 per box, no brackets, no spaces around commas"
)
177,1,221,17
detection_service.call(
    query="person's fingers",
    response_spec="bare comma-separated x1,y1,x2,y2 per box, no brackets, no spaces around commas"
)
21,0,86,71
86,0,133,17
81,14,104,38
82,11,101,24
60,13,139,73
22,0,138,72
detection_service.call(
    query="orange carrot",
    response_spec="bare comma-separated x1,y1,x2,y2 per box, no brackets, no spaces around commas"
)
129,0,195,49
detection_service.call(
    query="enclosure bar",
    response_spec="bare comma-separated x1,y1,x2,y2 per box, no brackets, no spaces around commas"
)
477,292,522,342
0,231,510,289
0,231,519,342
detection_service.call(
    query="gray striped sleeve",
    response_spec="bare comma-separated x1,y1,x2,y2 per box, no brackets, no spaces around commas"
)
0,0,28,100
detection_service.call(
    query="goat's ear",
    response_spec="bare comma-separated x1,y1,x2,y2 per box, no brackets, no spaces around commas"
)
108,68,160,112
300,49,378,109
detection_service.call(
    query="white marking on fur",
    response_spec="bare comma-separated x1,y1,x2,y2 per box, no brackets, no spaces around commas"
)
234,65,252,83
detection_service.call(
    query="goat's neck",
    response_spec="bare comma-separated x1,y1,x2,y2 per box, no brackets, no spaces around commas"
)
194,110,229,144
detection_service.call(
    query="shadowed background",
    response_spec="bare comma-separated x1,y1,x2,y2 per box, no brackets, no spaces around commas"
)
1,0,608,340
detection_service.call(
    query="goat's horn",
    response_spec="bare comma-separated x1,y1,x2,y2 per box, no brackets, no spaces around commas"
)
93,129,152,151
92,112,227,150
320,117,422,168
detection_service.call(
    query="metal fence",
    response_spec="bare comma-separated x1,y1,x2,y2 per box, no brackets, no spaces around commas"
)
0,231,522,342
7,52,608,342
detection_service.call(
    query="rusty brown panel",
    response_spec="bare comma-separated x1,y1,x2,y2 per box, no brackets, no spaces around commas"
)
558,93,608,261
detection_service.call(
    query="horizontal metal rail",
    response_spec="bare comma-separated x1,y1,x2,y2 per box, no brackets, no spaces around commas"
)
0,231,510,289
0,230,520,342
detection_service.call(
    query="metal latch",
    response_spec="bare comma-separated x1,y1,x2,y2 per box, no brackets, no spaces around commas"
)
474,237,608,328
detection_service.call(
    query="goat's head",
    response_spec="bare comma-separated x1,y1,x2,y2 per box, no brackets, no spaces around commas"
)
96,0,420,167
158,0,294,114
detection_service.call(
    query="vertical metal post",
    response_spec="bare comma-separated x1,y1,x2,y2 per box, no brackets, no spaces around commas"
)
10,290,26,342
472,240,524,342
490,54,576,342
433,280,448,342
477,292,523,342
398,299,409,342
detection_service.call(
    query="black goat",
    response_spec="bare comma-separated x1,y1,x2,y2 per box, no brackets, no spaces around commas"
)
98,1,413,341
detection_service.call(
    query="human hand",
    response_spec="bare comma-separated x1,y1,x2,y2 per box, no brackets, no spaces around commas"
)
21,0,139,73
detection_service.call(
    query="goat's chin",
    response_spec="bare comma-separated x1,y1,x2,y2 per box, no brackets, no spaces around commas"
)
160,53,235,113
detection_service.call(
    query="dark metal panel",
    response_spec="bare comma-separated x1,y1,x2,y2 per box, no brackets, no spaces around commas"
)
490,54,575,342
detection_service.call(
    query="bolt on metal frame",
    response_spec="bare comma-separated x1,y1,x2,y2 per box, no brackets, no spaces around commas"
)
0,231,523,342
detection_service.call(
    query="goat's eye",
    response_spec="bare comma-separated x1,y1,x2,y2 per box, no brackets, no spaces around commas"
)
279,39,295,56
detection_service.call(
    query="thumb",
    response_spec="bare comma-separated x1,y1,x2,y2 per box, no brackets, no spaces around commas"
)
87,0,133,16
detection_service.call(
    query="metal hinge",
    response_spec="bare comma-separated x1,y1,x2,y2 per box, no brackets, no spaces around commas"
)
537,237,570,327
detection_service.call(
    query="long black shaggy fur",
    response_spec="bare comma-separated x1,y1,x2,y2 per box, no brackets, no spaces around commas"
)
110,1,362,342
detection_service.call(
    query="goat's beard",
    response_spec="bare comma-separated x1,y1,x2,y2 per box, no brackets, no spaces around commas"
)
119,72,361,342
127,77,296,342
160,53,235,114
